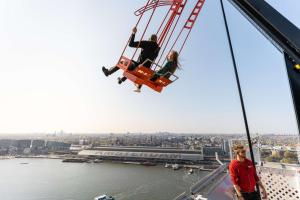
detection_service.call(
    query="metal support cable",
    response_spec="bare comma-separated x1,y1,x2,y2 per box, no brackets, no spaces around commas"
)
157,9,183,65
156,6,172,36
220,0,261,197
132,0,160,60
158,1,181,46
119,0,152,60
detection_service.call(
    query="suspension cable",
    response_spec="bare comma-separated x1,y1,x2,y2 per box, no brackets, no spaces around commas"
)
158,1,182,46
156,6,172,36
220,0,261,197
162,0,204,66
119,0,152,60
155,1,183,64
131,0,160,60
157,6,184,65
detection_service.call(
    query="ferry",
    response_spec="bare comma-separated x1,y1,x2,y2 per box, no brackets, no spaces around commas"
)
94,194,115,200
165,163,171,168
172,164,180,170
94,159,103,163
62,158,87,163
123,161,141,165
141,161,156,166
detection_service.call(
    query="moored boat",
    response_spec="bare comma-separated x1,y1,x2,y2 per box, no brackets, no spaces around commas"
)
172,164,180,170
141,161,156,166
94,194,114,200
62,158,87,163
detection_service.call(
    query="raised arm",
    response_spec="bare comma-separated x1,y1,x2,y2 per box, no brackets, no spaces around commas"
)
128,27,147,48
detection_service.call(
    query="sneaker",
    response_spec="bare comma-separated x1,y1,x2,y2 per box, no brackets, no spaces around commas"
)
117,77,123,84
102,67,109,77
134,88,141,93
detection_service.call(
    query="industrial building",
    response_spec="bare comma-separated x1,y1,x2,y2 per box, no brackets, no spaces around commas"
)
78,146,203,163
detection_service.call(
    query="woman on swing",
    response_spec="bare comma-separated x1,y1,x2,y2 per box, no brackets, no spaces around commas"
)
134,50,180,92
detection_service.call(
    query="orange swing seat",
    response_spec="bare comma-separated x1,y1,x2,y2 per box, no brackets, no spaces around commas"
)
117,56,176,93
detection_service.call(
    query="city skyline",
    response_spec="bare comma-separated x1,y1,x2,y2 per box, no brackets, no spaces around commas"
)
0,0,299,134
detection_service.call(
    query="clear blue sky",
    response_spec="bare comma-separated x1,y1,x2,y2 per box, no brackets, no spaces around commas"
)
0,0,298,134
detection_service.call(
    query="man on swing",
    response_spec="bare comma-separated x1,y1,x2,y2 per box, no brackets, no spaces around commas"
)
102,27,160,86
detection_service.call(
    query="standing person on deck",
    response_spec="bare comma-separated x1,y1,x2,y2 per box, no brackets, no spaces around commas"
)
229,144,268,200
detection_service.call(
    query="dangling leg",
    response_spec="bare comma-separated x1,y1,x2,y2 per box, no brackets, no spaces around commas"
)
118,76,127,84
150,73,160,82
102,66,119,77
134,84,142,93
117,62,138,84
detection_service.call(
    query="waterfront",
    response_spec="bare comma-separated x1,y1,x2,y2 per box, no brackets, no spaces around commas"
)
0,158,209,200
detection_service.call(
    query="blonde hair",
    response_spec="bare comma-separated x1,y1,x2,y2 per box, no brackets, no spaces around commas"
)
233,144,245,157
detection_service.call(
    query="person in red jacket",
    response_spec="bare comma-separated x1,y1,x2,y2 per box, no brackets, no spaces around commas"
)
229,145,268,200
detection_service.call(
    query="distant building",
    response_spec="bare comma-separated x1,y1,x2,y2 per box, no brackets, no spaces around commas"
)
31,140,46,153
79,139,89,145
31,140,45,149
203,147,223,157
0,140,14,148
70,144,91,152
222,140,230,154
8,146,18,155
16,140,31,148
45,141,71,151
79,146,204,163
23,148,31,155
70,145,84,152
15,140,31,154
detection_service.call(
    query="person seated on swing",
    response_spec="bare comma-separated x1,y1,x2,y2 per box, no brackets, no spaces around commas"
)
134,50,180,92
102,27,160,84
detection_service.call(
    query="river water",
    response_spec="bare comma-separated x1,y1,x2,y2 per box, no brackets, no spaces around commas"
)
0,158,209,200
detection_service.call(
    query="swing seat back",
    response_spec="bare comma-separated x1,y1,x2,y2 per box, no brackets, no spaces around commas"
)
155,77,172,87
116,56,133,71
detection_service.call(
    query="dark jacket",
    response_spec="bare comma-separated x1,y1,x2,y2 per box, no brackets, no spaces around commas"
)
129,34,159,68
157,61,177,79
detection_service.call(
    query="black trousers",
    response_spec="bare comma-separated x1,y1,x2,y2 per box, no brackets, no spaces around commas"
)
150,74,160,82
150,68,171,82
241,192,260,200
118,61,140,82
108,61,139,76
